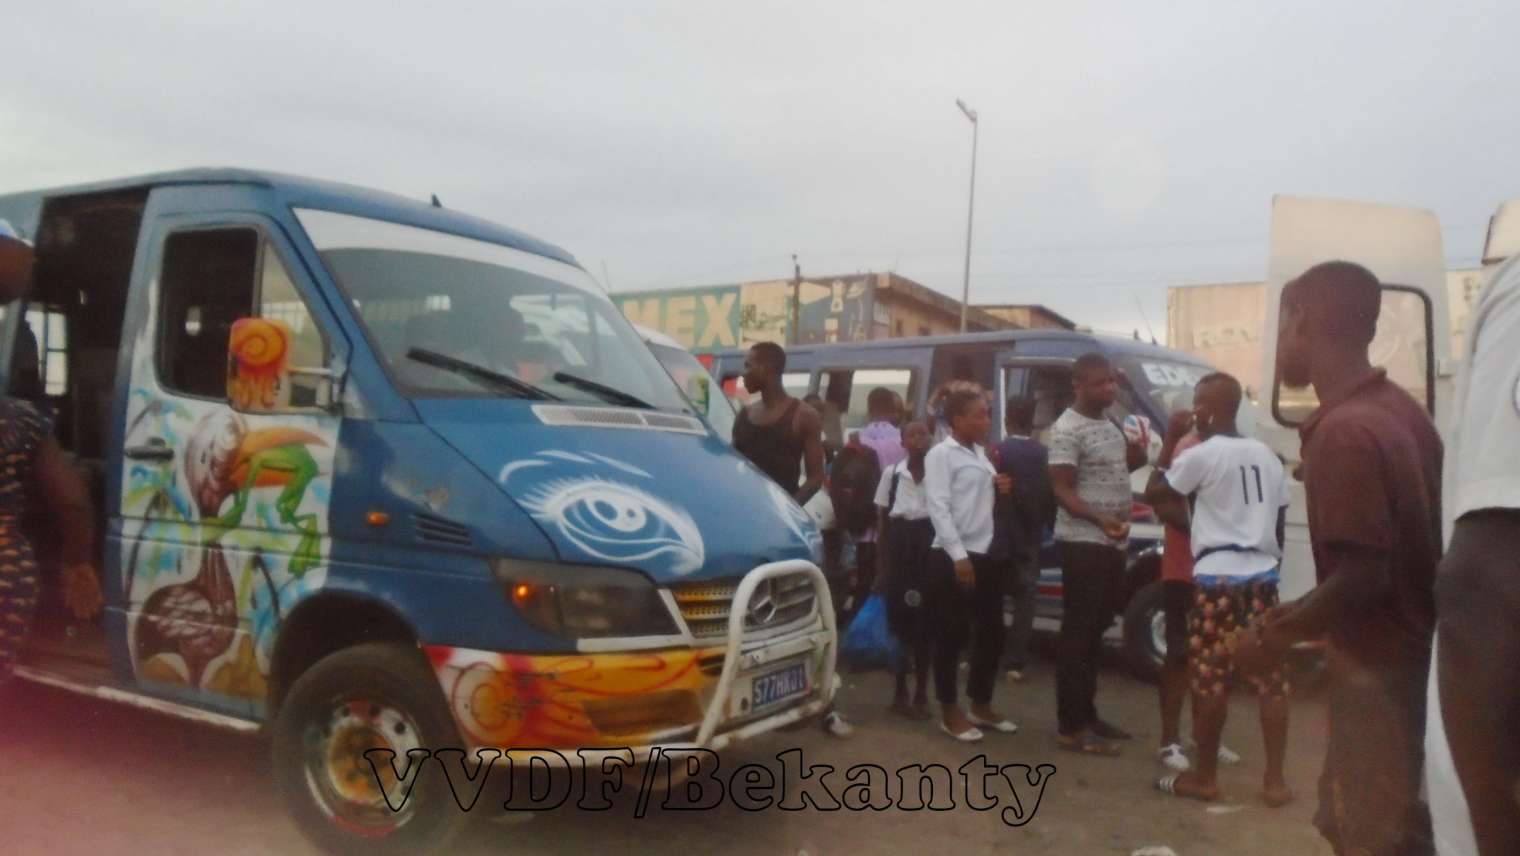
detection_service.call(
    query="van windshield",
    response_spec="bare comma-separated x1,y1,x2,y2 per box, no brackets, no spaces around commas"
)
296,210,688,410
1115,356,1213,418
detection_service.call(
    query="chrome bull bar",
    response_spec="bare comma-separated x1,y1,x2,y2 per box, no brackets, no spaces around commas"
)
688,558,837,750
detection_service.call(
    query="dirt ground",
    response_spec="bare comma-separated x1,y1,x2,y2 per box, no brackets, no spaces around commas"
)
3,654,1338,855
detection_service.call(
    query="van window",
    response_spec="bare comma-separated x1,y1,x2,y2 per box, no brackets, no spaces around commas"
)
158,229,259,399
1021,363,1140,446
721,370,811,407
257,244,329,407
819,368,915,434
1026,366,1075,445
159,229,328,406
1272,286,1434,424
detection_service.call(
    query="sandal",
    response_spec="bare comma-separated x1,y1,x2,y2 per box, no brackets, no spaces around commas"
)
1056,732,1122,757
1158,743,1191,772
939,721,984,743
1190,740,1241,765
1155,773,1219,802
967,712,1020,734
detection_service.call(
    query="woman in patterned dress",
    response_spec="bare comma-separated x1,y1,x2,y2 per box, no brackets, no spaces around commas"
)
0,220,100,685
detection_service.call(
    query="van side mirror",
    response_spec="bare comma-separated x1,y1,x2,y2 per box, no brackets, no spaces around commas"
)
227,317,339,412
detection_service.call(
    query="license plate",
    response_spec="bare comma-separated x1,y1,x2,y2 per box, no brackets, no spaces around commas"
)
751,662,809,708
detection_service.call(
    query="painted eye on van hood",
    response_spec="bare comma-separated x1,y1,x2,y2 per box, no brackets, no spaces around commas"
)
520,477,705,575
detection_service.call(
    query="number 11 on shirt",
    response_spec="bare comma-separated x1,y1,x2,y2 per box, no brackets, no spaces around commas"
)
1239,465,1264,504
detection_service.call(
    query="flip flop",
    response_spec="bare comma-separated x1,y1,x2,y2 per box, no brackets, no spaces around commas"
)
1056,733,1122,757
1158,743,1191,772
1155,773,1219,802
939,721,984,743
967,712,1020,734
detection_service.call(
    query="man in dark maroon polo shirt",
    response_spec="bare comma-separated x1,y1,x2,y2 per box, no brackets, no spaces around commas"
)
1243,261,1441,856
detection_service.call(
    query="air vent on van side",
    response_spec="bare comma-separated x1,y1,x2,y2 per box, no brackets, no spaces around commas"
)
413,512,473,547
531,405,707,435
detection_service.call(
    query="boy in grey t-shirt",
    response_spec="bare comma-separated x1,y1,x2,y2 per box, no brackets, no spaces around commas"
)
1048,354,1147,755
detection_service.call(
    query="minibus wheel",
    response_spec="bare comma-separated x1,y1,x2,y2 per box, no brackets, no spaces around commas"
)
272,641,468,855
1121,580,1166,683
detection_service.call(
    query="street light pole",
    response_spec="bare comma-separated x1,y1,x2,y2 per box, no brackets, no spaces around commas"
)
956,98,978,333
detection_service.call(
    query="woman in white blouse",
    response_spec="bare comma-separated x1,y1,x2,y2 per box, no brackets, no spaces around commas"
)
924,391,1017,742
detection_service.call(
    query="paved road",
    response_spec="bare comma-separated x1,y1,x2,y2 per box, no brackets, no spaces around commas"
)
5,659,1336,855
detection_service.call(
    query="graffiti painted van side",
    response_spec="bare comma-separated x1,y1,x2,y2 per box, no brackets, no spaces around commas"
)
0,169,835,855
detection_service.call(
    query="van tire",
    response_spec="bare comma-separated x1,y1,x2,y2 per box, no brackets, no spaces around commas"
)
1121,580,1167,684
271,641,468,856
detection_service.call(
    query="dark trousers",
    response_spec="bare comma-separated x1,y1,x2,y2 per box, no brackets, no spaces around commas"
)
1055,540,1125,734
928,550,1005,706
1431,510,1520,856
1003,544,1040,670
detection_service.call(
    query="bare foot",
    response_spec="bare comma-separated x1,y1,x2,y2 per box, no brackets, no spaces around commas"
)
970,704,1002,722
1261,781,1295,808
941,704,975,734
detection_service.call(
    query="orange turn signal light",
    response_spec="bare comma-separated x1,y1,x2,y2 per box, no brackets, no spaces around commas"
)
366,511,391,527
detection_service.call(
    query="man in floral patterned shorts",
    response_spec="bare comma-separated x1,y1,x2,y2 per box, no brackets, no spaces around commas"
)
1144,372,1292,806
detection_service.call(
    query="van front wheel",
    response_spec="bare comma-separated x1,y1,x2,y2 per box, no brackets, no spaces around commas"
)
271,642,468,855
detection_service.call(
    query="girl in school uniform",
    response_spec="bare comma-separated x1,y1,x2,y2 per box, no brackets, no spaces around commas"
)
876,418,935,720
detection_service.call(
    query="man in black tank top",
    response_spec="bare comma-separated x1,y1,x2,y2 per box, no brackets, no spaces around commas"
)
732,342,852,738
732,342,824,505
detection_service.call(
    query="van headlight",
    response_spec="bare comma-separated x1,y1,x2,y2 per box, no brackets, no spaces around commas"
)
492,559,681,638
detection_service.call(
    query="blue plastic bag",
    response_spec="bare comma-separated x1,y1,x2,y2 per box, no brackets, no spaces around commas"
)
840,594,900,672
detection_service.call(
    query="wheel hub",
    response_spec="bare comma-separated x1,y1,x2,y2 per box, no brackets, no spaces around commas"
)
305,697,425,833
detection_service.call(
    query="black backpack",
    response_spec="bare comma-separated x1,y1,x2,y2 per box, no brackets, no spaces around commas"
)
829,439,883,536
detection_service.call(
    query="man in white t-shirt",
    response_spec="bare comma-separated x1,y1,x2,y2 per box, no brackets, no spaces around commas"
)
1144,372,1292,806
1426,253,1520,856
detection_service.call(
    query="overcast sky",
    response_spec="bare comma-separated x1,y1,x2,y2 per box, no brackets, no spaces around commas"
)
6,1,1519,339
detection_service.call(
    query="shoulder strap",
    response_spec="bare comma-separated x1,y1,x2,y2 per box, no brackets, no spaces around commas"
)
887,466,903,512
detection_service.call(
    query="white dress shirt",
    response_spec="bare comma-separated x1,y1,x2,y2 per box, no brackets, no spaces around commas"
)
874,460,929,521
924,436,996,561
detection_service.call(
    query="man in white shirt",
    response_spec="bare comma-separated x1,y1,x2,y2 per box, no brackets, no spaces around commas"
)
1144,372,1292,805
924,390,1016,742
1426,254,1520,856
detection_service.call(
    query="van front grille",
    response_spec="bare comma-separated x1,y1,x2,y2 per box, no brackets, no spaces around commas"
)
672,573,817,640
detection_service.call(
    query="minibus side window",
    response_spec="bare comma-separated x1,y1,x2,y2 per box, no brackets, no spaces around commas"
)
158,229,260,399
722,370,810,407
257,244,328,408
1027,366,1074,446
819,368,916,435
158,228,327,407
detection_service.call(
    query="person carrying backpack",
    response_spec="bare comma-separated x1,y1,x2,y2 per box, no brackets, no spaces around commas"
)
830,387,904,624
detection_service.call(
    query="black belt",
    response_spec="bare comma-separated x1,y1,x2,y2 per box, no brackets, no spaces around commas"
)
1194,544,1257,562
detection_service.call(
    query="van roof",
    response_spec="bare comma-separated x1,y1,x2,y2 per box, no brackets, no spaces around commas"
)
0,167,579,268
709,328,1209,364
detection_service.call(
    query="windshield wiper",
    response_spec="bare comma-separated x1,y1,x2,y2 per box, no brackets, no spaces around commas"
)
406,348,559,401
551,371,653,409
